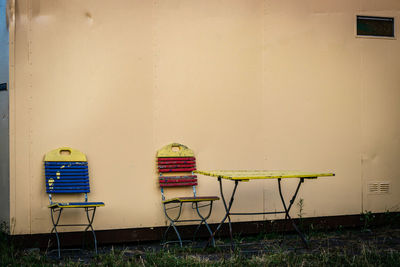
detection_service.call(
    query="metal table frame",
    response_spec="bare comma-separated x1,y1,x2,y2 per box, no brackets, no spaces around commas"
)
195,170,334,248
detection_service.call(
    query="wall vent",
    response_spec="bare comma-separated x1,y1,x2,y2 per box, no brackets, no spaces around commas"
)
368,182,390,194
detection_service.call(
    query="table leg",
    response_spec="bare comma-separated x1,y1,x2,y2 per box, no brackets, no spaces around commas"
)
206,177,239,248
277,178,309,248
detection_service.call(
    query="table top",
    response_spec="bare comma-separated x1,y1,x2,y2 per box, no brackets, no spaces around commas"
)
194,170,335,181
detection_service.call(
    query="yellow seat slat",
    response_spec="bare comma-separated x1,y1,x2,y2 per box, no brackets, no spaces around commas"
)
162,196,220,203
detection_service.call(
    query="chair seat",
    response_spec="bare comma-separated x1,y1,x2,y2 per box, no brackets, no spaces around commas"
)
162,196,219,204
49,201,105,208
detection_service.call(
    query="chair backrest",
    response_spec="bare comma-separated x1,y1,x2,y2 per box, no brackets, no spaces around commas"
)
157,143,198,188
44,147,90,195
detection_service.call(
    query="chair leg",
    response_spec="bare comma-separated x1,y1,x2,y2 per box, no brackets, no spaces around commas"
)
162,203,183,247
49,208,63,258
192,219,204,241
170,222,183,247
162,224,172,244
84,207,98,254
193,201,216,247
163,221,183,247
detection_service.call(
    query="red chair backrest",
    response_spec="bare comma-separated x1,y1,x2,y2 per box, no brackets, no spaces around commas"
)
157,143,198,188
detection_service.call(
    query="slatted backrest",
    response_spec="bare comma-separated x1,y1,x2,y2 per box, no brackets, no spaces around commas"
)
157,143,198,187
44,147,90,194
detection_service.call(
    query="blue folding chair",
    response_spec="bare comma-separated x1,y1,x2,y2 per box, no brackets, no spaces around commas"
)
44,147,104,258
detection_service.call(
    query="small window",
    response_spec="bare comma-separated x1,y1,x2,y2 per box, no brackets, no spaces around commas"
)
357,15,394,38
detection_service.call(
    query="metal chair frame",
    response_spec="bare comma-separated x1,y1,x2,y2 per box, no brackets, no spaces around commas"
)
161,185,217,247
48,193,99,258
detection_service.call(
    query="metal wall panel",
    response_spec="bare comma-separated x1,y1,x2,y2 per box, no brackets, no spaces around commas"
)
8,0,400,234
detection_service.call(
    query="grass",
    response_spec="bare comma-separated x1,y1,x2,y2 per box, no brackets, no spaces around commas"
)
87,246,400,267
1,217,400,266
0,222,47,266
1,243,399,266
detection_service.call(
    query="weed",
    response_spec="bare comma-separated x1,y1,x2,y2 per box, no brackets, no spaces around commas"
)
297,198,306,233
143,250,204,267
261,231,281,241
383,210,400,228
232,233,244,245
336,224,344,236
297,198,305,219
361,210,375,232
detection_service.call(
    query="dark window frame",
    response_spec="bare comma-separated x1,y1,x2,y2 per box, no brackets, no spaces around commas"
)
356,15,395,38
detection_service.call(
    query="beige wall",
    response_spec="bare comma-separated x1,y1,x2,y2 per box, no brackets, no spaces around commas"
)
8,0,400,234
0,0,9,227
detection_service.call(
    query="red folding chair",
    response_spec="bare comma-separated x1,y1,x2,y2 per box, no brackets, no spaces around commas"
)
157,143,219,246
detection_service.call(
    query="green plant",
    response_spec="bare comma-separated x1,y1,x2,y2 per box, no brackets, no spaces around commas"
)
383,210,400,228
297,198,305,219
0,221,12,264
93,247,133,267
337,224,344,235
232,233,244,245
297,198,305,232
361,210,375,232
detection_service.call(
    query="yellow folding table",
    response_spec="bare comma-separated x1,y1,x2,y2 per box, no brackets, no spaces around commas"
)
194,170,335,247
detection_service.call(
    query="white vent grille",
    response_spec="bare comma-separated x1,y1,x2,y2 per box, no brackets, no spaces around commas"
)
368,183,379,193
380,182,390,193
368,182,390,194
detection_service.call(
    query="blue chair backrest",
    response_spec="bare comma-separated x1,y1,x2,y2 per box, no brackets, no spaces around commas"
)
44,147,90,194
45,161,90,193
